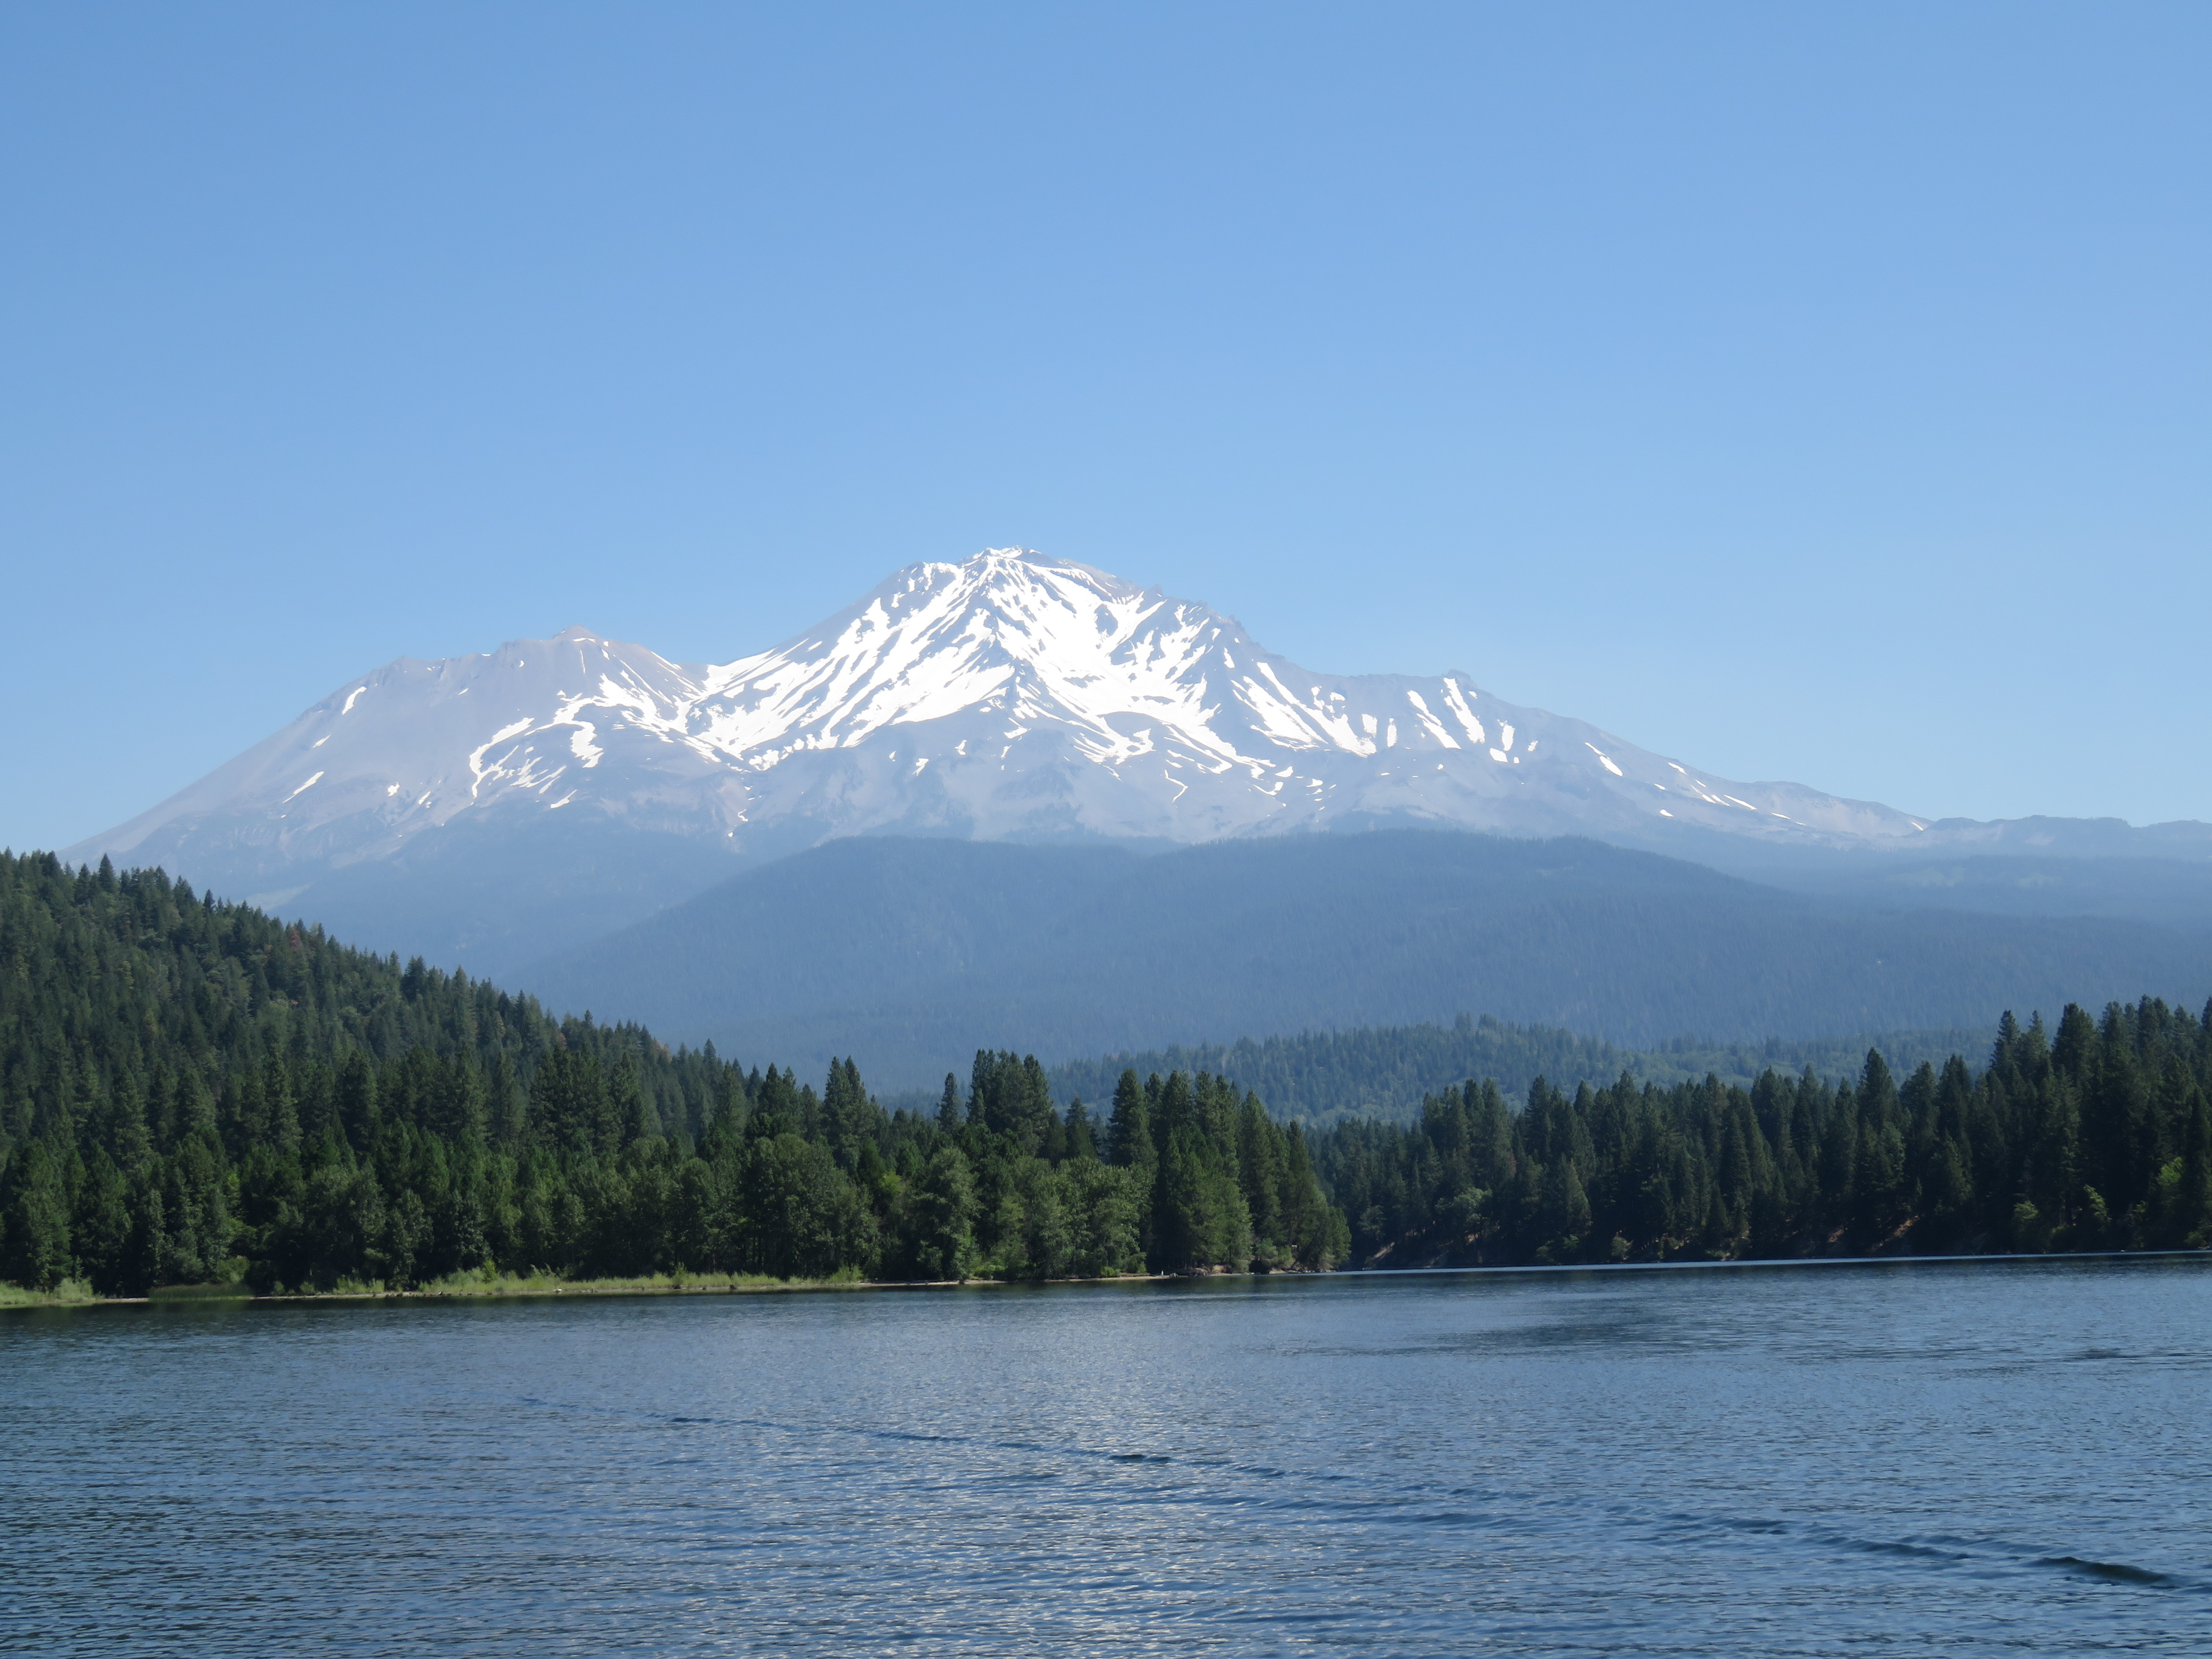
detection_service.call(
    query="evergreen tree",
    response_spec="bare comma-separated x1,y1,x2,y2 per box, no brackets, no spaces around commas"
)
72,1148,132,1293
611,1054,651,1147
911,1144,979,1281
1154,1124,1217,1273
102,1077,153,1172
336,1051,379,1152
2177,1085,2210,1247
1063,1098,1098,1162
1106,1069,1158,1258
487,1052,527,1147
2,1143,74,1289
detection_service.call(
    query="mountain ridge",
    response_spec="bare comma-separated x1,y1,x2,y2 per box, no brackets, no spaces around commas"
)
58,547,2212,978
515,831,2212,1092
1019,1014,2006,1129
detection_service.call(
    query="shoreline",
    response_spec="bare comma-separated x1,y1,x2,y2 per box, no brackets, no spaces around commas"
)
6,1247,2206,1313
0,1269,1183,1310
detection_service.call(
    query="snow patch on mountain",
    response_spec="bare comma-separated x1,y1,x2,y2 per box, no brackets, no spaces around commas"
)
69,548,1937,900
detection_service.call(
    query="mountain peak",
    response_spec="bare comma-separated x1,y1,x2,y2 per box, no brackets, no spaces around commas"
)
68,547,1942,925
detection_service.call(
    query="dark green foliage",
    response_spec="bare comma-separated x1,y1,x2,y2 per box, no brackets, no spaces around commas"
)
1313,999,2212,1266
0,852,1345,1292
968,1050,1056,1151
1045,1015,2005,1127
3,1141,71,1289
907,1144,979,1281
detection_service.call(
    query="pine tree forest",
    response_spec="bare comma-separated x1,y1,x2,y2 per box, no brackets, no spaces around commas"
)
5,851,2208,1298
0,853,1343,1295
1313,1003,2212,1266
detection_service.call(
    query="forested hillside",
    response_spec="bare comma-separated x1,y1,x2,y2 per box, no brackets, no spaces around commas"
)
7,851,2206,1297
1315,1001,2212,1266
0,853,1341,1294
518,833,2212,1090
1040,1016,1994,1126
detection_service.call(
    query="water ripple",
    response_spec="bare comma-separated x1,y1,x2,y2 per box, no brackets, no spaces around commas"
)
4,1256,2209,1656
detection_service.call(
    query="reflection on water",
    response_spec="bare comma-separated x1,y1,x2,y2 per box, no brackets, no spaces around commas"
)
5,1257,2208,1656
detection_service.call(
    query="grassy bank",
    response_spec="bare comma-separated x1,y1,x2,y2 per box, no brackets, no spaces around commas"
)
275,1266,879,1300
3,1265,1171,1309
0,1278,105,1309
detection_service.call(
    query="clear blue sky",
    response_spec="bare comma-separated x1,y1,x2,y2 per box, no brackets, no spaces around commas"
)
4,2,2206,853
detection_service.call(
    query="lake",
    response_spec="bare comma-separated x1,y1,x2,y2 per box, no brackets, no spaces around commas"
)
5,1256,2208,1655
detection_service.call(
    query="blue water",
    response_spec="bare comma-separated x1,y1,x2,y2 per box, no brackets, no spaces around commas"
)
4,1256,2208,1655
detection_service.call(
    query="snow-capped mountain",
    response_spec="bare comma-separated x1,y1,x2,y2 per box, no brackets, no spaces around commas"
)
71,548,1931,907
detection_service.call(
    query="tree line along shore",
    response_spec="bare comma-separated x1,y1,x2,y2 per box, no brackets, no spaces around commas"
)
2,850,2207,1301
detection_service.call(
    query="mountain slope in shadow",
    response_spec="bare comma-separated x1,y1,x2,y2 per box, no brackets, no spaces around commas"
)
515,831,2212,1090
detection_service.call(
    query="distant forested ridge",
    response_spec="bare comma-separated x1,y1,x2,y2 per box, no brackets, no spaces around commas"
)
1313,1001,2212,1267
1041,1016,1998,1127
0,853,1342,1295
518,832,2212,1090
